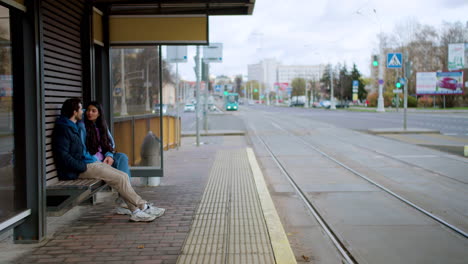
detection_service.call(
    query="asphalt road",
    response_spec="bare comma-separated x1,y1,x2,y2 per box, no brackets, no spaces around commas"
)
246,104,468,137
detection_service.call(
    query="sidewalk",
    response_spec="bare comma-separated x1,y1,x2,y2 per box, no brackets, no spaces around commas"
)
3,135,295,264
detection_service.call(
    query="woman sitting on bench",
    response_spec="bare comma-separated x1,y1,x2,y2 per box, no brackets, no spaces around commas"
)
80,101,133,213
82,101,130,178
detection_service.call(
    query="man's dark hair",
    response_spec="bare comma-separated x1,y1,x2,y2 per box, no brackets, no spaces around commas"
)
61,98,82,118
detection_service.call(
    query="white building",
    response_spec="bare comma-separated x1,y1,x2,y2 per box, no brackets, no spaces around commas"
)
247,58,279,93
248,59,325,88
277,64,325,83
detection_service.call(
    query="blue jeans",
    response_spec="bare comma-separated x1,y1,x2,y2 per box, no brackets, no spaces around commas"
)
112,152,131,178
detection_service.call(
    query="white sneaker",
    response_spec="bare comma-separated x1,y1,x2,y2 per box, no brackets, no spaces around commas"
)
144,204,166,218
130,210,156,222
115,207,132,215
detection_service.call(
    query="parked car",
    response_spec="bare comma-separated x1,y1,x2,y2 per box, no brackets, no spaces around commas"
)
289,101,305,107
152,104,168,114
335,100,350,108
208,104,217,111
311,101,321,108
319,100,331,108
289,96,305,107
184,104,195,112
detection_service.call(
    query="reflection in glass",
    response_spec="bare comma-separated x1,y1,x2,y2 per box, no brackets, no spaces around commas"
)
110,47,177,169
0,6,15,222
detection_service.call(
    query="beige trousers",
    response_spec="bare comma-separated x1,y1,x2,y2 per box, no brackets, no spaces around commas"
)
79,162,146,211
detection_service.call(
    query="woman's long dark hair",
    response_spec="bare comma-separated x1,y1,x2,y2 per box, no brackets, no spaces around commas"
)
84,101,114,155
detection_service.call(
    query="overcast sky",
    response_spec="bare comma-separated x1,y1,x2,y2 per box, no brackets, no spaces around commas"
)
175,0,468,81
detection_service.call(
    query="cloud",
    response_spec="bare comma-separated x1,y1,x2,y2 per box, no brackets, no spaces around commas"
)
178,0,468,80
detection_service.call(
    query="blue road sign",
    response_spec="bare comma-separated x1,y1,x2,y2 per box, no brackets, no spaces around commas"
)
387,53,402,68
352,80,359,87
215,85,221,92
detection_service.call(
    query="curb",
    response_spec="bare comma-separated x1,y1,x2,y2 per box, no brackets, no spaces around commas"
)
368,128,440,134
181,130,245,137
246,148,297,264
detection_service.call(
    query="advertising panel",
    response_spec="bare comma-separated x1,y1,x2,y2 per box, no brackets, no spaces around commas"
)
416,72,464,95
448,43,466,70
274,82,289,91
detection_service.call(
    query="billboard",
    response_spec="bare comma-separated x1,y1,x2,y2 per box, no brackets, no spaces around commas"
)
274,83,289,91
448,43,467,70
416,72,464,95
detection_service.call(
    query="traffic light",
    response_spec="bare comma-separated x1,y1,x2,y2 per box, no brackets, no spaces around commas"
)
223,91,229,96
395,81,401,88
405,60,413,79
254,89,258,93
373,55,379,67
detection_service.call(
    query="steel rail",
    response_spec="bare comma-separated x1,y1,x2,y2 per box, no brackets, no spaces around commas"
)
248,123,357,264
269,119,468,239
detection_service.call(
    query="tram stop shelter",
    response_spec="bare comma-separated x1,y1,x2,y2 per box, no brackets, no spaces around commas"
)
0,0,255,243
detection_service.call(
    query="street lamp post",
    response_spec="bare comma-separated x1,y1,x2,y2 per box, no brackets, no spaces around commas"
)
145,57,159,112
376,35,385,112
120,49,128,116
330,67,336,110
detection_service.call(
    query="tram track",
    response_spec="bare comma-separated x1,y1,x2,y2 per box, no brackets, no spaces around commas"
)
255,133,357,264
246,112,468,263
266,117,468,238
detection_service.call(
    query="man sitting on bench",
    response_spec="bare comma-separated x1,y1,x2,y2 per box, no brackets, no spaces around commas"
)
52,98,165,222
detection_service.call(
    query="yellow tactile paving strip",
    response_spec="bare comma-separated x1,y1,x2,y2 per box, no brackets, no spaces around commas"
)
178,149,295,264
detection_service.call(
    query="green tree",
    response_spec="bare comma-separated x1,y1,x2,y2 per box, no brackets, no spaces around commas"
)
337,63,352,100
350,63,367,101
246,80,261,100
291,77,306,97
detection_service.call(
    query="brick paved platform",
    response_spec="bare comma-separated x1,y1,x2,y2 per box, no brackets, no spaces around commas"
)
7,136,295,264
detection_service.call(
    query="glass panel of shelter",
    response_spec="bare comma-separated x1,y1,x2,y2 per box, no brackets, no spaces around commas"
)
110,47,165,176
0,5,23,223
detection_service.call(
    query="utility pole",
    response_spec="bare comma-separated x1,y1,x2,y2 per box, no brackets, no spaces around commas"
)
377,35,385,112
330,68,336,110
120,49,128,116
175,62,180,149
403,53,412,130
195,46,201,146
203,63,209,131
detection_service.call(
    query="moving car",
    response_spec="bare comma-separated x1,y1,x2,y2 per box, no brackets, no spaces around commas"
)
152,104,168,115
184,104,195,112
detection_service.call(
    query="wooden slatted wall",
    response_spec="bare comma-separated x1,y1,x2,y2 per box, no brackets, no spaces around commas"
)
42,0,86,185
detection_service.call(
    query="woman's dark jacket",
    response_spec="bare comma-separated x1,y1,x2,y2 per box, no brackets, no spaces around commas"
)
52,116,87,180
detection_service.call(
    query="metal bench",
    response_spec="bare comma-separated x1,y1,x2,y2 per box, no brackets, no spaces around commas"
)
46,178,108,216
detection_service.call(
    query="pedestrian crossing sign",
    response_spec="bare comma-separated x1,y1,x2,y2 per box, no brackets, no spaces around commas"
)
387,53,402,68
